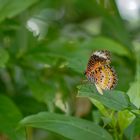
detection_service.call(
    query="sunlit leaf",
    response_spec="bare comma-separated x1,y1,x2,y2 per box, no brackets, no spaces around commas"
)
90,98,109,117
118,110,135,134
127,81,140,108
127,43,140,108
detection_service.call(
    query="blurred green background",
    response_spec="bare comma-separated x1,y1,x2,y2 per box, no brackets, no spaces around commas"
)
0,0,140,140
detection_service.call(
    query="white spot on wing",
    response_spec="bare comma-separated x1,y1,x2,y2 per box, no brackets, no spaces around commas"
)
93,51,108,59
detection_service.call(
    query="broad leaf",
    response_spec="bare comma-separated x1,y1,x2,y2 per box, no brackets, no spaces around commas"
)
77,84,136,111
118,110,135,134
127,81,140,108
0,0,39,22
81,37,131,57
90,98,109,117
20,112,113,140
127,43,140,108
0,95,25,140
124,117,140,140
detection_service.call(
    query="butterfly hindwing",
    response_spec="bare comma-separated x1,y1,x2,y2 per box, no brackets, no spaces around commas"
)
93,65,117,90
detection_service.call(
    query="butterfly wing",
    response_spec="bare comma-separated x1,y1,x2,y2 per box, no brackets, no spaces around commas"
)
86,50,111,73
85,50,117,95
93,50,111,64
93,65,117,91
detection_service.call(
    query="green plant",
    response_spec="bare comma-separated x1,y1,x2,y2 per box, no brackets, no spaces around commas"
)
0,0,140,140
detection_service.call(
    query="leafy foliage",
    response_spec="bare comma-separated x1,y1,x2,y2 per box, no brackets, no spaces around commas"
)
77,84,136,111
0,95,25,140
0,0,140,140
20,112,113,140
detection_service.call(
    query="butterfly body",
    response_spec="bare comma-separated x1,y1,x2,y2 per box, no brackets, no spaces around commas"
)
85,50,117,95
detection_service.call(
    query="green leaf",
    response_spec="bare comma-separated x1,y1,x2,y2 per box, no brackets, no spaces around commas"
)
81,37,131,57
67,55,88,74
127,81,140,108
60,37,131,74
20,112,113,140
127,43,140,108
0,0,39,22
73,0,132,51
0,48,9,67
25,74,55,103
0,95,25,140
13,95,46,116
118,110,135,134
77,84,136,111
97,1,132,51
90,98,109,117
124,117,140,140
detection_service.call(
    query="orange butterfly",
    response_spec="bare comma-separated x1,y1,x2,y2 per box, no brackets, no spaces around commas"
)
84,50,117,95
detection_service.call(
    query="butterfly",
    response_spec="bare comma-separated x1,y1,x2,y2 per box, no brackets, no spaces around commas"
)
84,50,117,95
